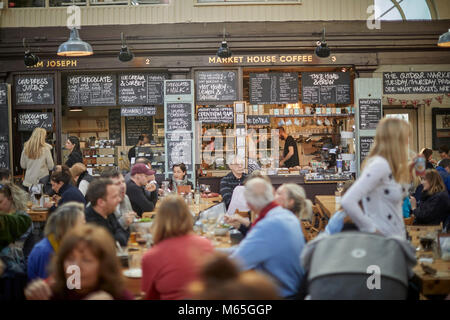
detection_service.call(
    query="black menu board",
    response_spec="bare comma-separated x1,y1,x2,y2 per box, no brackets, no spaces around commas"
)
121,106,157,117
18,112,53,131
125,116,151,146
197,106,234,124
0,83,7,107
15,75,54,105
108,109,122,146
165,80,192,95
67,74,116,106
0,86,10,169
301,72,351,104
359,99,382,130
118,73,168,105
359,136,374,164
166,103,192,131
247,115,271,125
383,71,450,94
195,71,238,103
249,73,298,104
166,132,193,172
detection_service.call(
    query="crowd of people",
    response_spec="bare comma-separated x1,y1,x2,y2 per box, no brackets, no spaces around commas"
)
0,120,449,300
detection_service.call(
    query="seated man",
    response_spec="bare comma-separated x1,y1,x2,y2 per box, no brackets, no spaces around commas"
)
220,155,247,209
125,157,158,205
126,163,156,217
230,178,305,299
85,178,129,246
100,169,137,232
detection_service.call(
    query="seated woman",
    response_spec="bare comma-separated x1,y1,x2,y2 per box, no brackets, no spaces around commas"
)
44,165,86,211
411,169,450,227
24,224,133,300
0,182,32,300
27,202,85,281
69,163,93,197
275,183,313,221
168,163,193,192
141,195,214,300
323,181,357,235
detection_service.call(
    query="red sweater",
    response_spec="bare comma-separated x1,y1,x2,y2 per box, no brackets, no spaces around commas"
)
141,234,214,300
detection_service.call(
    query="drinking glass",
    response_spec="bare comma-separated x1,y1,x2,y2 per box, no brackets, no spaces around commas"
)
128,247,143,271
31,184,43,207
337,182,344,194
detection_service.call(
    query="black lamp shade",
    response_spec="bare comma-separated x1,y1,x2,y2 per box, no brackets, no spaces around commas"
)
217,41,232,58
24,51,39,66
58,28,93,57
315,42,330,58
118,46,134,62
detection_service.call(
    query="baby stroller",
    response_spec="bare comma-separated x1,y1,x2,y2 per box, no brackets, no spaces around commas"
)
301,232,417,300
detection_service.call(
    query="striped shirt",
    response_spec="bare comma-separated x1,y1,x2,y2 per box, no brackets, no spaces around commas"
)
220,172,247,209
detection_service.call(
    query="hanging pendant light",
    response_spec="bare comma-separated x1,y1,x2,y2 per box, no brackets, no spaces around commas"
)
217,27,232,58
437,29,450,47
57,28,93,57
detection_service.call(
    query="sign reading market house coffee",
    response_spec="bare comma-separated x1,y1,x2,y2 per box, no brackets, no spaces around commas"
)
383,71,450,94
359,99,382,130
301,72,351,104
118,73,168,105
67,74,116,106
197,106,234,124
18,112,53,131
249,73,298,105
195,71,238,103
15,75,54,105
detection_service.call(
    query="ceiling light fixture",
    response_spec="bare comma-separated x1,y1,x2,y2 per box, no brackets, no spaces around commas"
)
437,29,450,47
23,38,40,67
217,28,232,59
315,28,330,58
57,28,93,57
118,32,134,62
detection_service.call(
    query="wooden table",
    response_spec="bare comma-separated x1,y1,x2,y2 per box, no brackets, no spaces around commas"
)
315,195,339,218
142,196,222,218
27,208,49,222
406,225,450,297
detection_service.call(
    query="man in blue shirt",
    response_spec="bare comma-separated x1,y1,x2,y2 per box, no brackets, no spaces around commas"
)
436,158,450,197
230,178,305,298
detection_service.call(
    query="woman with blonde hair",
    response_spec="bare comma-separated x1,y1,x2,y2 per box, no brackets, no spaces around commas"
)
275,183,313,221
410,169,450,228
341,118,413,239
141,195,214,300
20,127,54,190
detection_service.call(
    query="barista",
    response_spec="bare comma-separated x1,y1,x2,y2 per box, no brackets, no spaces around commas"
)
277,127,299,168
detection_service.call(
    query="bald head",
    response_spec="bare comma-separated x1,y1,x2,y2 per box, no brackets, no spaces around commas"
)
244,178,274,212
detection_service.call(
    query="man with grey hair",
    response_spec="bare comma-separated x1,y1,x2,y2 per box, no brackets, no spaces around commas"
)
220,154,247,209
230,178,305,299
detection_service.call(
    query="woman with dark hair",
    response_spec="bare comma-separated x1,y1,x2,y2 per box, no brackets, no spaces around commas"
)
43,165,86,211
65,136,82,168
410,169,450,227
25,224,133,300
168,163,193,192
141,195,213,300
420,147,435,170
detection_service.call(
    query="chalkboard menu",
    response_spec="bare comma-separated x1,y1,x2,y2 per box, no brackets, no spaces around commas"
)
125,116,151,146
67,74,116,106
166,132,193,172
15,75,54,105
301,72,351,104
165,80,192,95
383,71,450,94
121,106,157,117
18,112,53,131
166,103,192,131
247,115,271,125
0,83,7,107
249,73,298,104
359,99,381,130
118,73,168,105
359,136,374,164
108,109,122,145
0,85,10,169
195,71,238,103
197,106,234,124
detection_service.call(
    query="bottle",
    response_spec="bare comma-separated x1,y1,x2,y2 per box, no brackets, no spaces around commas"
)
194,185,201,205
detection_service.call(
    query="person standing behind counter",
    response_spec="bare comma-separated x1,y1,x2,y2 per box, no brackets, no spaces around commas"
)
276,127,299,168
64,136,83,168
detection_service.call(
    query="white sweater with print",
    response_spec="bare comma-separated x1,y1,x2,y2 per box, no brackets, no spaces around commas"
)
341,156,407,239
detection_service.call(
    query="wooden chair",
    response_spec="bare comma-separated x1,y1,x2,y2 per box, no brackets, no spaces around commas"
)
404,216,414,226
235,209,250,219
311,205,327,232
301,220,319,242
